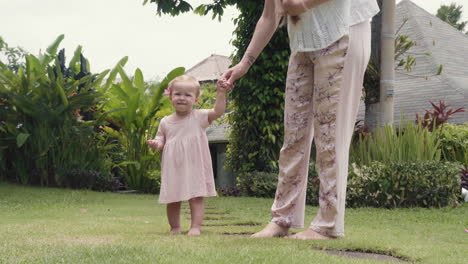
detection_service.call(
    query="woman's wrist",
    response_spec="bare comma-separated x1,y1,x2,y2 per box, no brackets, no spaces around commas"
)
241,53,256,68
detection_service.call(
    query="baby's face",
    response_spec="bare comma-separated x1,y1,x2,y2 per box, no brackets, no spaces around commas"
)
170,83,198,114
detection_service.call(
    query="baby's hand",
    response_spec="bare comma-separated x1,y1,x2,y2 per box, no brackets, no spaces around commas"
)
217,77,232,92
147,139,163,151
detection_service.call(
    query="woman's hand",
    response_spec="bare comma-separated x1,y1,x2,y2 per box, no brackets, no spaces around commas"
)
222,61,250,88
216,78,230,93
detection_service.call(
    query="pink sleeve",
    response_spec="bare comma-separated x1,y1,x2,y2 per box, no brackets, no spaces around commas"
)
155,118,165,144
196,109,211,129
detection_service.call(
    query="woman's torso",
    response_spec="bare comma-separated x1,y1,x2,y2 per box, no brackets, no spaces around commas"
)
350,0,380,25
287,0,351,53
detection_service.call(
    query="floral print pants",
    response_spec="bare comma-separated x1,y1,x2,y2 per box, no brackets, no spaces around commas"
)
271,21,372,238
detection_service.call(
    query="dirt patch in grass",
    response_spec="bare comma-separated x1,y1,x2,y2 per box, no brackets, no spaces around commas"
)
317,249,408,262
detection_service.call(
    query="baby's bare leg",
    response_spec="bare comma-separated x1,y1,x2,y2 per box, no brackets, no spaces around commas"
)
188,197,204,236
166,202,181,234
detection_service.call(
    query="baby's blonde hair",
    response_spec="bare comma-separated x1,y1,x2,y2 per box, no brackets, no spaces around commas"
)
167,75,201,97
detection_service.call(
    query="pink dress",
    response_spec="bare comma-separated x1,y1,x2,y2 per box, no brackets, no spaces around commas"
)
156,109,216,204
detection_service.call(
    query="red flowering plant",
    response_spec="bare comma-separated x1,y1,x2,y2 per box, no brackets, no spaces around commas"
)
353,120,371,139
415,101,465,131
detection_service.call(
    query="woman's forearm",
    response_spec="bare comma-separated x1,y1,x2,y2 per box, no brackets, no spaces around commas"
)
240,0,280,69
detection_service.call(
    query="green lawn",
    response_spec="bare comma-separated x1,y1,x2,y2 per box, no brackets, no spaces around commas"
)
0,183,467,264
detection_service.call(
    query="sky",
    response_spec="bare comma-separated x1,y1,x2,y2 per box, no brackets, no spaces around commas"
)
1,0,467,81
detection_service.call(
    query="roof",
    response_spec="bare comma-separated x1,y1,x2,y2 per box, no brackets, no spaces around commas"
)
369,0,467,125
207,117,230,143
185,54,232,82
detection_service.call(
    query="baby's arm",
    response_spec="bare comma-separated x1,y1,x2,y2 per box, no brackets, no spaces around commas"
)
147,119,165,151
282,0,331,16
207,79,228,124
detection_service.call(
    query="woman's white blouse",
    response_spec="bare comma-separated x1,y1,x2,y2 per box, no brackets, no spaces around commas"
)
287,0,351,53
351,0,380,25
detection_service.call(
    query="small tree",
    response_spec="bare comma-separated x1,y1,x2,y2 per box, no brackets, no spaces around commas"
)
0,37,27,72
436,3,468,33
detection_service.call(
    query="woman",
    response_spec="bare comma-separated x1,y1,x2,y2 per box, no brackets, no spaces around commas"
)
223,0,379,239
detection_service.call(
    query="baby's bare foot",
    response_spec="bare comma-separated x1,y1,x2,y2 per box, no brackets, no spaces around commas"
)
187,228,201,236
170,227,181,234
289,228,334,240
251,222,289,238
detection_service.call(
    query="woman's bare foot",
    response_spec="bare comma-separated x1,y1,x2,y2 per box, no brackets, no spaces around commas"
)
187,227,201,236
170,227,181,234
251,222,289,238
289,228,334,240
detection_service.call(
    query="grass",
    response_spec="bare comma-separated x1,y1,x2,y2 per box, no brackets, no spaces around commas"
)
0,183,467,264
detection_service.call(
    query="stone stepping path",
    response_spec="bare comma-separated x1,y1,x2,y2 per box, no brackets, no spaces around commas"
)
222,232,253,237
183,203,260,227
319,249,408,263
184,202,409,262
204,221,262,227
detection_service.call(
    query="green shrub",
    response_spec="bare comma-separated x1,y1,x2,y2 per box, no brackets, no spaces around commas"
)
92,174,122,192
0,35,111,186
143,169,161,194
60,168,101,189
236,162,321,202
217,186,241,197
237,171,278,198
306,162,320,206
438,123,468,164
347,161,463,208
226,2,290,173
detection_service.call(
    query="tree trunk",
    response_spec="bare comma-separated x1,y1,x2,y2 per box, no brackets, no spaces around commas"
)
379,0,395,125
365,0,395,127
365,0,383,128
371,0,383,71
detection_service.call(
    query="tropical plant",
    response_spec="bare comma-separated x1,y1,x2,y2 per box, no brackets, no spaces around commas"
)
350,116,441,167
197,82,217,109
0,36,28,72
0,35,112,186
415,100,465,131
101,60,184,191
438,123,468,164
